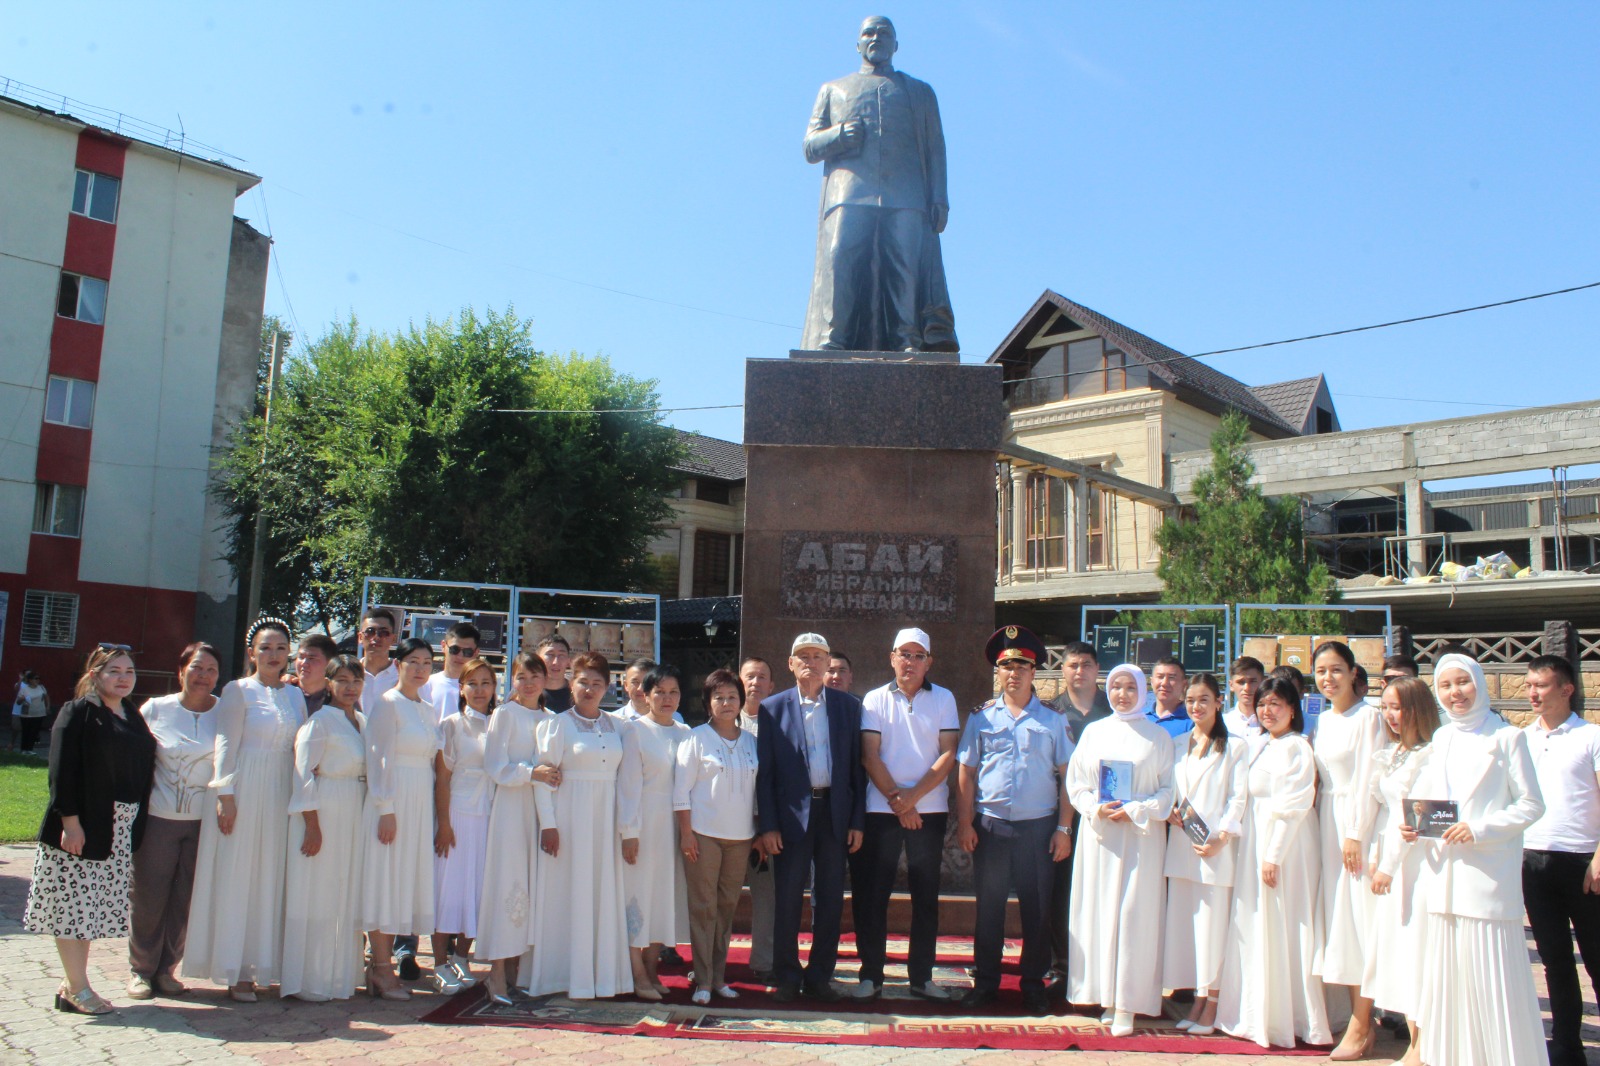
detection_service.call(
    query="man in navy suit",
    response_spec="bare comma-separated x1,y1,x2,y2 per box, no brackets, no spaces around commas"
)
756,632,866,1002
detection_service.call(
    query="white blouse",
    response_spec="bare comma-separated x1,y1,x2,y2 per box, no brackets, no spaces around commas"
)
439,709,493,816
365,689,440,816
288,706,368,814
1164,733,1249,886
141,693,220,820
210,677,306,795
673,723,759,841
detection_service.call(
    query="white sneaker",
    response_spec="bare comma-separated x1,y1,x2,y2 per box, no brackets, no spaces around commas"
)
1110,1010,1135,1037
448,957,478,987
126,975,154,1000
909,981,950,1001
715,985,739,999
691,988,712,1006
852,980,881,1000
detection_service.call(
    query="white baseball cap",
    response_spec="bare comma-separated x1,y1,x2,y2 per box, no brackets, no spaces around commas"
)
791,632,831,654
892,627,931,653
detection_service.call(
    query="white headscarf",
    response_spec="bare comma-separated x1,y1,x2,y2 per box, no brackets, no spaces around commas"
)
1432,653,1492,733
1104,663,1149,723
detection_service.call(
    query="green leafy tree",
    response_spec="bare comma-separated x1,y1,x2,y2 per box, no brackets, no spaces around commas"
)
1152,411,1339,636
213,308,683,631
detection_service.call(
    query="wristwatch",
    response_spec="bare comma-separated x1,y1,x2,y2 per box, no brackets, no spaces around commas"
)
1055,824,1072,835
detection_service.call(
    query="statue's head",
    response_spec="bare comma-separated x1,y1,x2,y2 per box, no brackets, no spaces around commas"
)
857,16,898,64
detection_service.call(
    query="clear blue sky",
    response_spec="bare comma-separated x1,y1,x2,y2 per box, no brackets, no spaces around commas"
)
6,2,1598,472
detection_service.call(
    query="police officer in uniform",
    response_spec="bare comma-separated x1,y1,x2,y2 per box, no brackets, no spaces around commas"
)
955,625,1075,1015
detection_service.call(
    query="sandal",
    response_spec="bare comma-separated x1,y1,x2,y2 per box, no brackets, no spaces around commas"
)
55,985,115,1015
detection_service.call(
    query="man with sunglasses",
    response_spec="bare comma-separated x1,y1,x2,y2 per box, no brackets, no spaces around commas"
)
358,607,401,715
422,622,480,726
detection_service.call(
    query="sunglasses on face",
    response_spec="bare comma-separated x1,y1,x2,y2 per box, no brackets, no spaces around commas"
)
446,646,478,657
361,628,394,638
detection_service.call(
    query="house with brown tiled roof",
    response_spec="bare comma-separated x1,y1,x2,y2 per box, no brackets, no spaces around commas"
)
989,290,1340,630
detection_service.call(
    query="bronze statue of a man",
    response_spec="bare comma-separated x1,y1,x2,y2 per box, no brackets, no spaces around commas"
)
801,16,958,353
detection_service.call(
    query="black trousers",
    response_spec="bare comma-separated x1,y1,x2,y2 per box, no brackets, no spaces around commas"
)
973,814,1055,994
773,797,847,990
855,812,947,987
13,715,43,751
1524,849,1600,1066
1048,809,1080,976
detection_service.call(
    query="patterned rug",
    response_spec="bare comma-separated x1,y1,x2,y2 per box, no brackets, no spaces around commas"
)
422,935,1327,1053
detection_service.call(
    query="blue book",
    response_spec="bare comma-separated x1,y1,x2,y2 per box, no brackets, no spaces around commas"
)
1098,759,1133,804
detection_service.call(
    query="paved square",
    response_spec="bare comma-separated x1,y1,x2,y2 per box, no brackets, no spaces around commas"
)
1,844,1592,1064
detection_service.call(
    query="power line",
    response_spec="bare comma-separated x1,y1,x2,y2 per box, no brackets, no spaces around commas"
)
492,403,743,415
1189,281,1600,358
254,185,306,345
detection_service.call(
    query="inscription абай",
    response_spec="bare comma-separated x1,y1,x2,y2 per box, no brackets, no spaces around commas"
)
779,531,958,620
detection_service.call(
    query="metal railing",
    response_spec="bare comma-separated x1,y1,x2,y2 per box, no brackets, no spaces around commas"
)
0,75,246,164
1413,631,1558,667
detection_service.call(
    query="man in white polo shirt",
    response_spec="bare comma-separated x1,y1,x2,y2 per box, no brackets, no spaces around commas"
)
1521,653,1600,1066
853,627,960,1002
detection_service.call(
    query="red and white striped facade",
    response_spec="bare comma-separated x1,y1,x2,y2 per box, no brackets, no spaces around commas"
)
0,93,269,700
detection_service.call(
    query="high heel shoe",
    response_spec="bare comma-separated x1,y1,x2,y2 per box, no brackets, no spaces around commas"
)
484,979,514,1008
55,984,114,1015
365,962,411,1001
1329,1028,1377,1062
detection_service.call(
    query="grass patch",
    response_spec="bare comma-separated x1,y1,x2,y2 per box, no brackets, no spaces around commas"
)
0,751,47,843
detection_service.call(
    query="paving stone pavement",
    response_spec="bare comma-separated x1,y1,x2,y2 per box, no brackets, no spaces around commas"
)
1,843,1593,1065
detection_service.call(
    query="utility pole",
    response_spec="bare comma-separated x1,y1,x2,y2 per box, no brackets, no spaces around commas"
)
245,331,285,624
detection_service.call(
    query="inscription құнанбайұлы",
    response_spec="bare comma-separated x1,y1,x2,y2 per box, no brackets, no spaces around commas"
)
778,532,958,620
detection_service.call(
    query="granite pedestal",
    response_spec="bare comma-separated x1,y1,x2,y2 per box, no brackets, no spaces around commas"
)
741,352,1004,723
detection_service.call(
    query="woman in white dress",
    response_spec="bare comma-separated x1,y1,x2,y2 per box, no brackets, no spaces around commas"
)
1065,663,1175,1037
184,618,306,1002
475,651,560,1003
525,652,638,999
361,637,439,1001
619,662,691,1000
1310,640,1386,1059
674,668,758,1006
281,655,367,1001
1161,672,1248,1035
1360,676,1437,1066
429,657,497,994
1216,675,1332,1049
1406,653,1545,1066
128,641,220,998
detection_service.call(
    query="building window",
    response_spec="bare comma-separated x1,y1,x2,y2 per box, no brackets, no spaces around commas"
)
21,590,79,647
1025,474,1066,569
71,169,120,224
1315,407,1334,434
1087,484,1108,567
32,482,85,537
57,273,108,324
693,530,732,598
43,376,96,428
1103,348,1127,392
694,479,731,504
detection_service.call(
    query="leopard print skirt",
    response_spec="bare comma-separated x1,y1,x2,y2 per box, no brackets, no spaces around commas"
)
25,801,138,940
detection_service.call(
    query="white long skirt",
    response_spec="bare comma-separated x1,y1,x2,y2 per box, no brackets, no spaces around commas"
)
522,775,631,999
475,786,538,962
360,763,434,935
1317,797,1376,989
622,790,689,948
1161,877,1231,995
1417,912,1546,1066
281,776,365,999
1360,850,1425,1016
433,811,489,937
183,750,293,986
1065,818,1168,1016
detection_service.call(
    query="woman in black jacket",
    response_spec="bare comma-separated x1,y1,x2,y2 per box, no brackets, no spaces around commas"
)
24,645,156,1014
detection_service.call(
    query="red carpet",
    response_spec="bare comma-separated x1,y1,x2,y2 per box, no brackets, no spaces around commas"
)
421,935,1327,1053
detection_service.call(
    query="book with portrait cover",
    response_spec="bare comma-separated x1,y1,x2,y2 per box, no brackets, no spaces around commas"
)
1405,798,1459,838
1177,799,1211,845
1098,760,1133,804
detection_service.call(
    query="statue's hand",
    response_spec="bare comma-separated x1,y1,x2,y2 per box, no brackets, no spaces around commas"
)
929,203,949,234
837,119,865,153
